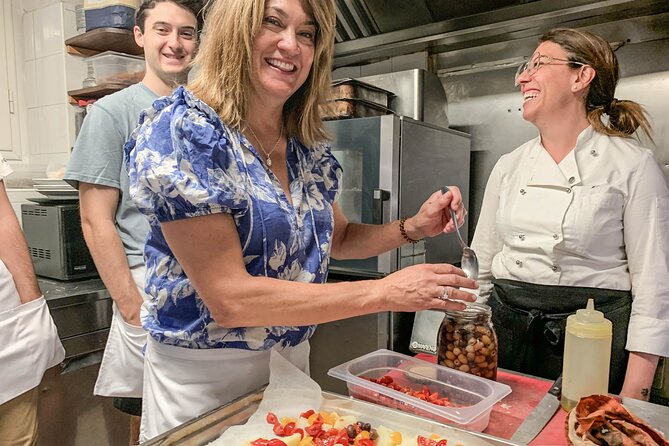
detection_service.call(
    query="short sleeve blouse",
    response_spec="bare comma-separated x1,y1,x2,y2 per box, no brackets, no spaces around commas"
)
125,87,342,350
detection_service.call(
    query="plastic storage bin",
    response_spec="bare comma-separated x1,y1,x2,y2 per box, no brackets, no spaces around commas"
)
84,0,137,31
328,349,511,432
84,51,145,86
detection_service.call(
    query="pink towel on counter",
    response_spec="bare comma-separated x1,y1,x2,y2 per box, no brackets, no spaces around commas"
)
566,394,669,446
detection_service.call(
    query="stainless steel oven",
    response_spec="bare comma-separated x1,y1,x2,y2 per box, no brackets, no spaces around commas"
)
326,115,471,275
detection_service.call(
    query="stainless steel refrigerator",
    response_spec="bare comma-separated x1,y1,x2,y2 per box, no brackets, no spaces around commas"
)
309,115,471,393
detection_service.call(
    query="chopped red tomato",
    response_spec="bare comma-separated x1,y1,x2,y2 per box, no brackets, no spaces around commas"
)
300,409,315,419
266,412,279,425
272,421,297,436
251,439,288,446
305,421,324,436
366,375,455,407
292,427,305,439
417,435,448,446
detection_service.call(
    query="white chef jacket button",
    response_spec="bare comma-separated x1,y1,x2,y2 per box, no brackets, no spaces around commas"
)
568,176,575,184
590,149,598,157
518,234,525,240
551,265,559,272
566,187,572,193
553,233,559,240
515,260,523,267
520,189,526,195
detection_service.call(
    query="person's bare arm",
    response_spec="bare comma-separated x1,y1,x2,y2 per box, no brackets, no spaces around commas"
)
160,212,477,328
79,183,143,325
620,351,659,401
330,187,465,260
0,181,41,303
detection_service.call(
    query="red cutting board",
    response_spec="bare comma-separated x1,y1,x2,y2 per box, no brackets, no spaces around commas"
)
415,353,568,445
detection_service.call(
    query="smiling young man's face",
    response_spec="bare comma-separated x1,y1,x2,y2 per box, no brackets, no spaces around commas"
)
134,1,199,92
249,0,317,107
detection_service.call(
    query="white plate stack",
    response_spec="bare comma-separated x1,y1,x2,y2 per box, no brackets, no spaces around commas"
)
33,178,78,200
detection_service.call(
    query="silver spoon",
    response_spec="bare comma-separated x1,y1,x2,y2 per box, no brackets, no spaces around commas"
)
441,186,479,280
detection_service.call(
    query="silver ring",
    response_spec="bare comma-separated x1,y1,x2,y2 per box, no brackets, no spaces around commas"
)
441,286,449,300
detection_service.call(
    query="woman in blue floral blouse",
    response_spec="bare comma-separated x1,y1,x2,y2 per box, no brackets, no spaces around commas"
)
125,0,478,440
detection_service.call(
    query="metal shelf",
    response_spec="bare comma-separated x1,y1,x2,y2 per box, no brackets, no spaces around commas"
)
68,83,133,102
65,27,143,57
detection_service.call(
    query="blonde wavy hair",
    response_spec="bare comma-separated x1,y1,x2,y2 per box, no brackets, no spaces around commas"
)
189,0,336,147
540,28,652,142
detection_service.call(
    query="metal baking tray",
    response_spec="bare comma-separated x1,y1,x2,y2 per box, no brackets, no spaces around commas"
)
140,388,523,446
331,78,394,107
323,98,395,120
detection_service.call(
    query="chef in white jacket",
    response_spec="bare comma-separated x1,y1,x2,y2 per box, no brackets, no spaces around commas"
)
471,28,669,401
0,154,64,445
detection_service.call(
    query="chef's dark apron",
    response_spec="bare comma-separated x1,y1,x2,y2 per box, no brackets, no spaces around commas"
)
490,279,631,394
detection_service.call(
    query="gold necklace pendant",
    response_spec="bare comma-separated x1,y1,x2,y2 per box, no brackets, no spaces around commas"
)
246,124,282,168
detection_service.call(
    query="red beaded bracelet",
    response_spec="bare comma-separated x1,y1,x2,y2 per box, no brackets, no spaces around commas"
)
399,217,420,244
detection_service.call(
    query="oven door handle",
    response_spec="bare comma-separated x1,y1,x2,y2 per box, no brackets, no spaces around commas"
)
372,188,390,225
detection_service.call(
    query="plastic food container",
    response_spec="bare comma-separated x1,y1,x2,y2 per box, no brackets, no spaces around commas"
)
84,51,144,86
328,349,511,432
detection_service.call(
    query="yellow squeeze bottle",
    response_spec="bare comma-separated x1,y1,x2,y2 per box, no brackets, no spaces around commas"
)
561,298,612,411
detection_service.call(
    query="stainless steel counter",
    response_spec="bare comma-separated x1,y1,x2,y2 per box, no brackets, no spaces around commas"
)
621,397,669,433
40,276,106,302
39,276,112,359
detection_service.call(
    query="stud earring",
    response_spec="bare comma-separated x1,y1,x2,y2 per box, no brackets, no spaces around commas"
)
572,85,578,91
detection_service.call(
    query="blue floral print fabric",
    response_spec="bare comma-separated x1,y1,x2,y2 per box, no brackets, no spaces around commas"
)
124,86,342,350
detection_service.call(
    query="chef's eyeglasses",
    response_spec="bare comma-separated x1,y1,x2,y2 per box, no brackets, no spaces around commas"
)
514,53,587,86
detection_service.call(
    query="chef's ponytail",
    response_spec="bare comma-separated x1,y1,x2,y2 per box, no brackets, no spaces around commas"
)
588,98,652,141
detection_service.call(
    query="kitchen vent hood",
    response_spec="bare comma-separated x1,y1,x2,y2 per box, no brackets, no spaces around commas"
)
334,0,528,42
333,0,669,68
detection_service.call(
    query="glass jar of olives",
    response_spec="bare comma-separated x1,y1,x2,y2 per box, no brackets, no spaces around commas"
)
436,303,498,380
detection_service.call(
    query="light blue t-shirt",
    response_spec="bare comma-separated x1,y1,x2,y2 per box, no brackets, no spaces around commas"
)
65,83,158,268
125,87,342,350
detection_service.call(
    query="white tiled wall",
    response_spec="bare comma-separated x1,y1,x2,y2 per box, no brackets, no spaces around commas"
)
6,1,84,210
19,0,86,167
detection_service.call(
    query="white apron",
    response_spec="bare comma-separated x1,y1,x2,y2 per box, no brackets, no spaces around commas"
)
139,339,310,442
0,261,64,405
93,266,148,398
0,259,21,314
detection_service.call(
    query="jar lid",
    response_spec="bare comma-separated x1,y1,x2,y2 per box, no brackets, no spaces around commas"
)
445,302,491,317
